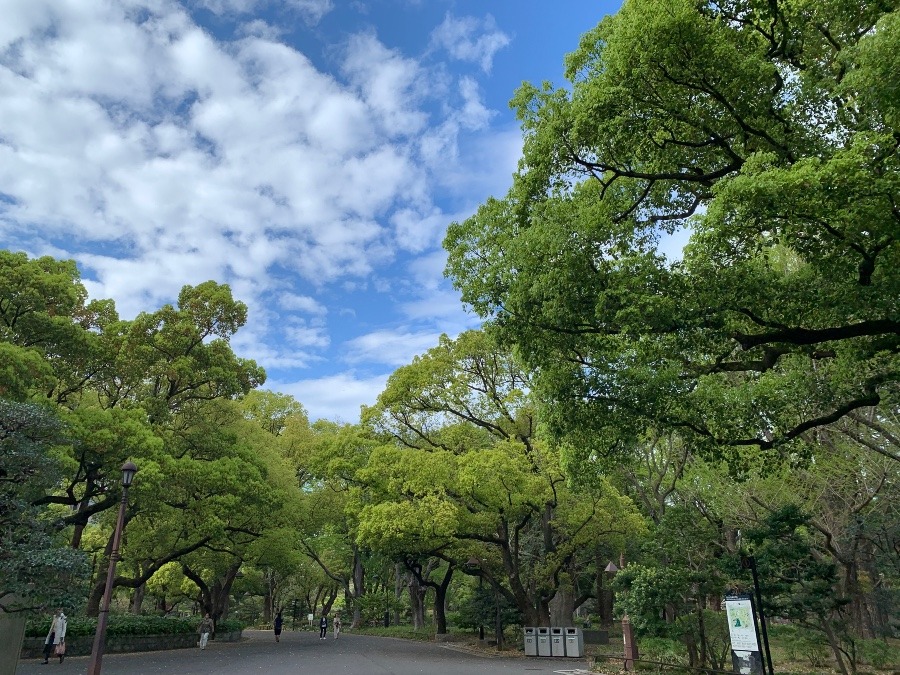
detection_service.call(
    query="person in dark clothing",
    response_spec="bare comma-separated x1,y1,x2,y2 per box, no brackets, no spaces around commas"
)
319,615,327,639
197,613,214,650
274,611,283,642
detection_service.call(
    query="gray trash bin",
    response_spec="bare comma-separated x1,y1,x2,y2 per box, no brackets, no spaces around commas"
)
537,627,551,656
565,627,584,657
551,627,566,656
524,627,537,656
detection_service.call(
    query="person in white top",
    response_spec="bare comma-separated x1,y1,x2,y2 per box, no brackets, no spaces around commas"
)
42,608,67,664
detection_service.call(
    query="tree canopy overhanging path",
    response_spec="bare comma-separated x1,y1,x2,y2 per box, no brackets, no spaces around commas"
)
14,631,590,675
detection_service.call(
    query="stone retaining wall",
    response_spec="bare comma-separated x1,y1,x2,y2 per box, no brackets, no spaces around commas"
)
20,631,242,659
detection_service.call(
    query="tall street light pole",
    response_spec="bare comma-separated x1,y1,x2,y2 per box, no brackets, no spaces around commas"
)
87,461,137,675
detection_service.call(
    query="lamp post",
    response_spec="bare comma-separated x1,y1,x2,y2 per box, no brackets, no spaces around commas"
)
87,461,137,675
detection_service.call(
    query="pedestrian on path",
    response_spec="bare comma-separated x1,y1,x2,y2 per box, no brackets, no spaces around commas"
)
274,611,283,642
41,608,67,664
198,613,214,650
333,615,341,639
319,615,327,639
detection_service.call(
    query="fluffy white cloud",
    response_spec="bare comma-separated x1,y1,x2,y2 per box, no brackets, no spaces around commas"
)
343,329,441,367
284,321,331,349
277,293,328,314
341,32,430,138
430,13,511,73
271,371,389,422
0,0,525,419
289,0,333,25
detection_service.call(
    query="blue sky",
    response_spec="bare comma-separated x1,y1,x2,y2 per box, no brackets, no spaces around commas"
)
1,0,625,422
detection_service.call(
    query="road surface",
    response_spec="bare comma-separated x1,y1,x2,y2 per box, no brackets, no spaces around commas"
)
16,629,592,675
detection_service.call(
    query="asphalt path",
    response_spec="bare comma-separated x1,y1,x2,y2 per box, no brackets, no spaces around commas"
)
16,630,592,675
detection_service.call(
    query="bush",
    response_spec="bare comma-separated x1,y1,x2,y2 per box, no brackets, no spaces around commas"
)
215,618,245,633
638,637,688,666
25,614,243,638
858,639,898,670
768,624,830,670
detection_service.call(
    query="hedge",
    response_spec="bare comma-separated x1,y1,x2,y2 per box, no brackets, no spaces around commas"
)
25,614,244,638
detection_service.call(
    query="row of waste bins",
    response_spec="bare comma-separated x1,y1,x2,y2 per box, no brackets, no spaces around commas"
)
523,627,583,657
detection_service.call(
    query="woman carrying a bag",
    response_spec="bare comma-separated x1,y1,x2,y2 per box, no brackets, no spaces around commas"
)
42,608,67,664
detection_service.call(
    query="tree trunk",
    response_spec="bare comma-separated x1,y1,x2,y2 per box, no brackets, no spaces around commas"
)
129,582,145,614
432,566,453,634
263,570,274,623
408,573,426,630
321,586,338,617
183,559,242,628
595,553,614,627
351,548,364,629
86,529,117,616
549,586,576,626
393,562,403,626
70,475,96,549
820,617,853,675
495,590,504,649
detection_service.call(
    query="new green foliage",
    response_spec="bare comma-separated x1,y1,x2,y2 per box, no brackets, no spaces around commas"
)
444,0,900,468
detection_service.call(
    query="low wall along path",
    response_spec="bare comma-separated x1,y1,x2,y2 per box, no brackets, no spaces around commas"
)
19,630,243,659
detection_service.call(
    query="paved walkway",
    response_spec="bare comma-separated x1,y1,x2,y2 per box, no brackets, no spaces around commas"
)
16,630,592,674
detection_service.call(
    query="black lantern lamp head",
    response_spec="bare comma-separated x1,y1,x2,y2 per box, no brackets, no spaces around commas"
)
121,461,138,487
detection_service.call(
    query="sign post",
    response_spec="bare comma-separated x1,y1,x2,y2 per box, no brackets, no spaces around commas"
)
725,594,764,674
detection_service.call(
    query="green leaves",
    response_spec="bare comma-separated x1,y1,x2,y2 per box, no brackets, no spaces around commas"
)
0,400,89,614
445,0,900,469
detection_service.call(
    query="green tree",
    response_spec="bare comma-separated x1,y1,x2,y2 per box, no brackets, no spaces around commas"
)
0,400,88,614
296,420,379,630
362,330,643,626
0,251,119,403
444,0,900,469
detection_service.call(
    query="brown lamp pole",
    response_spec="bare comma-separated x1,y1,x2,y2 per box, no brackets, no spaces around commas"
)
87,461,137,675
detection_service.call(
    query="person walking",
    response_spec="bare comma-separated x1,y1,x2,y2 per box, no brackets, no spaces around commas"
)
197,613,214,650
41,608,67,664
274,611,283,642
319,615,327,640
333,614,341,640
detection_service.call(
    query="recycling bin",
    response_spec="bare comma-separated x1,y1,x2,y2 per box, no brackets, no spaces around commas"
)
565,627,584,657
537,627,551,656
523,627,537,656
551,627,566,656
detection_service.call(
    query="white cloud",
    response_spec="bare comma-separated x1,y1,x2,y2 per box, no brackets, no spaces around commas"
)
289,0,334,25
343,329,441,367
271,372,389,422
341,31,429,137
237,19,284,40
0,0,518,418
430,13,511,73
457,76,493,130
390,208,448,254
284,321,330,349
277,293,327,314
195,0,261,16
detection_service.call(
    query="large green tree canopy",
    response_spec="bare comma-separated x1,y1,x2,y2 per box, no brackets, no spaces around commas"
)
445,0,900,466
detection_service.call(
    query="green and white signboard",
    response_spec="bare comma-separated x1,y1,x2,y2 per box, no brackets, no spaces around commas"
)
725,594,763,674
